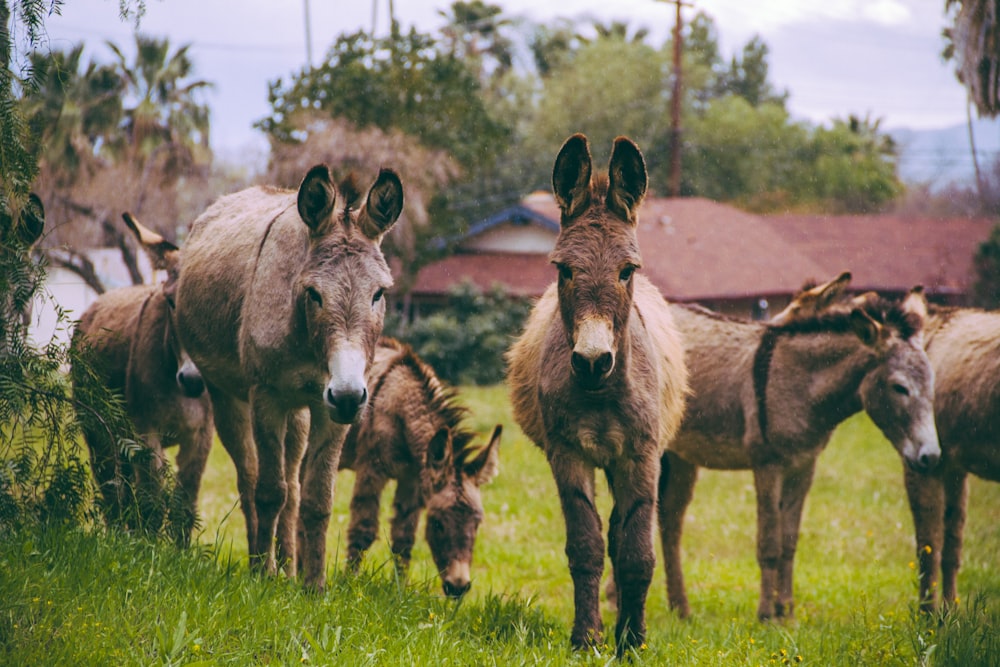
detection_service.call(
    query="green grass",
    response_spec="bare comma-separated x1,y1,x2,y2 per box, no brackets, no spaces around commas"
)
2,384,999,665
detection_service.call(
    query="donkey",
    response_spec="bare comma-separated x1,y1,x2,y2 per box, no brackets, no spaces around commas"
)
768,271,853,325
506,134,688,655
71,213,213,546
175,165,403,589
654,290,940,621
0,193,45,355
337,337,501,598
777,275,1000,612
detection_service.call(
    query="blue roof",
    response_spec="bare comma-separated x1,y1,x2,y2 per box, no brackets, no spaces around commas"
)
433,204,559,250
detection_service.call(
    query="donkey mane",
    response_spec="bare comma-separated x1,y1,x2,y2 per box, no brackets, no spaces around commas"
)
752,296,919,443
337,174,363,222
372,339,476,459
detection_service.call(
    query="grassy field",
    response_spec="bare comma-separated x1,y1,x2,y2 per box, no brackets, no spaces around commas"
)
2,383,999,665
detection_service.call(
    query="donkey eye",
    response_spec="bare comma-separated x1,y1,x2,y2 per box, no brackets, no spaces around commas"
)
372,288,384,305
306,286,323,307
557,264,573,282
891,383,910,396
619,266,635,282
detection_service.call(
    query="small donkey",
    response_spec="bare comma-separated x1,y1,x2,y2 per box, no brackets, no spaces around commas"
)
71,214,213,546
337,337,501,598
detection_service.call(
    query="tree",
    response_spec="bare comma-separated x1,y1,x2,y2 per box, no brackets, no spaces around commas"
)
971,223,1000,308
717,36,788,108
437,1,513,86
944,0,1000,116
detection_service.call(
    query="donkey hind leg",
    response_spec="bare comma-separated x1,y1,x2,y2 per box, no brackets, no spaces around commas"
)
345,465,389,572
774,458,818,620
941,467,969,610
208,387,259,569
607,453,659,657
389,472,422,577
276,409,309,577
658,451,699,618
298,409,351,591
169,422,213,548
904,465,944,612
549,450,604,650
753,464,785,621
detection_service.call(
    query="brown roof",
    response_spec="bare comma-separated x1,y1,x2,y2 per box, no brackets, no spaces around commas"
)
410,194,997,303
762,213,995,296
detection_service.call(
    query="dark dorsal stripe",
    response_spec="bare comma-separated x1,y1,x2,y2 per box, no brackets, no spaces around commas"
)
751,296,917,444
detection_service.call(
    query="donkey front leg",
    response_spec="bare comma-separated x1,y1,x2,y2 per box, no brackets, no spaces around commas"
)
657,451,699,618
249,386,291,574
774,458,817,619
941,467,969,609
549,450,604,650
276,409,309,576
345,466,389,571
209,388,259,564
389,473,422,575
298,409,350,590
608,453,659,656
753,464,785,620
903,465,944,612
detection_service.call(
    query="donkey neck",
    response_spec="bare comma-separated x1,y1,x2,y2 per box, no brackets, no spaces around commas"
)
756,328,875,442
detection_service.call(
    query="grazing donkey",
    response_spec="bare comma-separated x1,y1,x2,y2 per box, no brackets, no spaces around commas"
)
1,193,45,355
71,213,213,546
655,290,940,621
507,134,688,655
777,276,999,612
338,337,502,598
176,165,403,589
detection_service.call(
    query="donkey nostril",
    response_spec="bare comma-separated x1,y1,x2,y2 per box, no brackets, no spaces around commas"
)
594,351,613,376
571,351,590,376
920,452,940,470
443,580,471,598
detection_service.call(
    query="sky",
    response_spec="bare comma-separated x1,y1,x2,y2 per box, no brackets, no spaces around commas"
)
26,0,969,157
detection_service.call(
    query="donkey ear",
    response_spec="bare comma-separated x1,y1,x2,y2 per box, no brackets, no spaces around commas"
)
902,285,928,323
358,168,404,242
552,133,592,222
813,271,852,310
849,307,882,347
297,164,338,235
427,427,453,472
464,424,501,485
606,136,647,223
122,212,180,272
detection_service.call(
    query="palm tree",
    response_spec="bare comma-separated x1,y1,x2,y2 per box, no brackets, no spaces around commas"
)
106,35,213,176
944,0,1000,117
437,1,513,83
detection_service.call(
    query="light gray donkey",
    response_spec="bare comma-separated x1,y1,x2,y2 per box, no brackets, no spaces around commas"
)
507,134,688,656
71,213,212,546
654,290,940,621
338,337,501,598
176,165,403,589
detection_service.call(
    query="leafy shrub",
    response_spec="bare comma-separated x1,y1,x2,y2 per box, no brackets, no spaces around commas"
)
386,280,532,386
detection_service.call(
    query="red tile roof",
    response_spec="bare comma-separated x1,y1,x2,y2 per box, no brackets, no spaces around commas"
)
410,193,997,302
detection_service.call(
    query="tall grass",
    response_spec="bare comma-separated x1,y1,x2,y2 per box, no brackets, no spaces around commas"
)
2,385,998,664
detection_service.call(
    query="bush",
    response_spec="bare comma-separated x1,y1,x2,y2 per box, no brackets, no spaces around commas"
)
386,280,532,386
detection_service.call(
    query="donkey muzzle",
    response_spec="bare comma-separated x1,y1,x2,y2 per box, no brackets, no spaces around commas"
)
176,359,206,398
570,318,616,390
325,346,369,424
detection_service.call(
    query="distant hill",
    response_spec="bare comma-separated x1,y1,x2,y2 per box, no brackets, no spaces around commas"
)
891,117,1000,190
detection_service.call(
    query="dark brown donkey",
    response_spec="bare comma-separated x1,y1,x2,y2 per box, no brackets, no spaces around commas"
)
338,337,501,598
176,166,402,589
656,290,940,621
507,134,688,655
71,214,213,546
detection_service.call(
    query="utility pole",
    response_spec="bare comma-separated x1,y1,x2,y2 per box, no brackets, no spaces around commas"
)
303,0,314,68
660,0,692,197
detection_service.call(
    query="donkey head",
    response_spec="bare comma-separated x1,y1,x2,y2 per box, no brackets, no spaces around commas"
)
424,424,502,598
853,287,940,472
549,134,647,392
122,213,205,398
294,165,403,423
770,271,852,325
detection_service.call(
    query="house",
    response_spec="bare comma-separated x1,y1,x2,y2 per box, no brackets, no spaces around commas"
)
407,192,997,319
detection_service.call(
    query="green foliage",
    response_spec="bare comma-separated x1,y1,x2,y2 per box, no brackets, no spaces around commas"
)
257,27,510,170
971,223,1000,308
385,280,531,386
